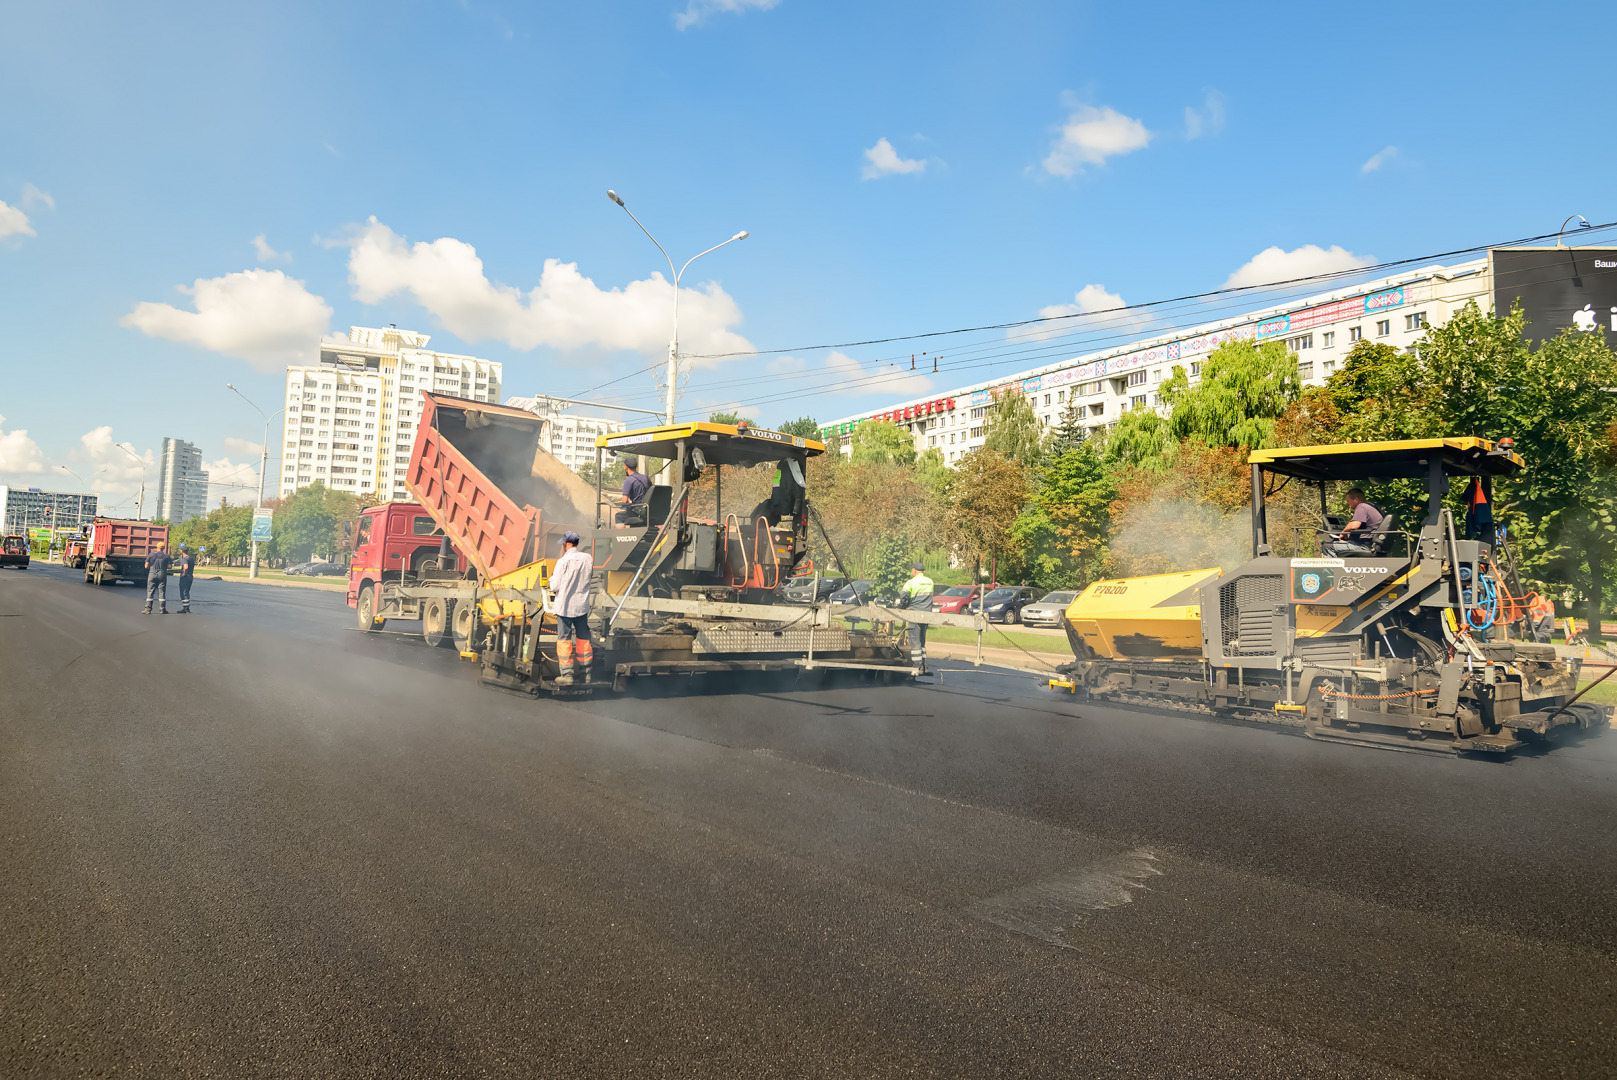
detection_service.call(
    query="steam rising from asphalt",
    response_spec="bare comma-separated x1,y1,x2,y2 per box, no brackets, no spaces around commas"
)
1109,499,1250,575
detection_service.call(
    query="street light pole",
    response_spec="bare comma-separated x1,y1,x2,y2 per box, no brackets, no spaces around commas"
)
227,383,285,580
58,466,87,532
606,190,748,425
114,444,147,519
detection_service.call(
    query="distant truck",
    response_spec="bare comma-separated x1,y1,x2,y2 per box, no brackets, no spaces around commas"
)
1,534,29,569
83,517,169,586
60,527,90,569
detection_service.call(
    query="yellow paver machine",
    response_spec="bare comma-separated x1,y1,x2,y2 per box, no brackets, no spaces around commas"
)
1053,438,1609,754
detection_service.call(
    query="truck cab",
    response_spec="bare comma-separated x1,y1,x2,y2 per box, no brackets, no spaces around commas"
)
346,502,469,610
1,534,30,569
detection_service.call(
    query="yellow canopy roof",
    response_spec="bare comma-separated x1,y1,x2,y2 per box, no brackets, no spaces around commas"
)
597,422,826,466
1248,437,1524,482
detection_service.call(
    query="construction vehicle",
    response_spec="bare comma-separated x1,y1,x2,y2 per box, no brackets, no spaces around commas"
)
347,501,477,650
1054,438,1608,754
366,393,932,695
1,534,29,569
82,517,169,586
61,530,89,569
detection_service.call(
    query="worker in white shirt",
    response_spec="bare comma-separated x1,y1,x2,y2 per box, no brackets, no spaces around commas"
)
549,530,595,685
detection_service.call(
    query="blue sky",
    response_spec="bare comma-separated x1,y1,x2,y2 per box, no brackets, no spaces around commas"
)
2,0,1612,511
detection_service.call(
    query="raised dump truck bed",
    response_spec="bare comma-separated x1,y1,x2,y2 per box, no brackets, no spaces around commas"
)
405,394,597,580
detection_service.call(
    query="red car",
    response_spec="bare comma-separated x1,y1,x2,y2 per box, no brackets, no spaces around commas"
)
932,585,982,614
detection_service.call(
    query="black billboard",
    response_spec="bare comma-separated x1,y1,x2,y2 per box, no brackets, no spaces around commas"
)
1491,246,1617,346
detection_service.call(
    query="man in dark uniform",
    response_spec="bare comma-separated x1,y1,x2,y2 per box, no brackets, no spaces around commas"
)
175,543,196,613
143,544,172,615
616,458,651,525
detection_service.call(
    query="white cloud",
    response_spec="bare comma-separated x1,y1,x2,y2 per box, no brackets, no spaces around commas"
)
1043,103,1152,177
1010,283,1151,343
252,234,290,263
0,414,49,475
345,217,753,365
1184,90,1226,139
862,137,927,180
20,183,54,211
1222,245,1374,289
768,350,934,401
202,456,261,509
0,201,35,240
223,437,264,458
60,428,155,514
1361,145,1398,173
122,269,332,372
673,0,778,30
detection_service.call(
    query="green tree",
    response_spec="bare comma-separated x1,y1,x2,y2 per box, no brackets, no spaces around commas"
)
1159,339,1300,449
778,416,820,439
708,411,742,426
1035,442,1116,586
849,420,916,467
983,388,1048,467
578,456,627,492
1097,408,1174,472
869,535,911,603
1049,398,1087,456
913,446,949,498
942,449,1031,576
270,481,352,563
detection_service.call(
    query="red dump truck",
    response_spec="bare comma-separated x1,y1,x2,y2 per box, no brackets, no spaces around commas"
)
348,391,930,695
83,517,169,585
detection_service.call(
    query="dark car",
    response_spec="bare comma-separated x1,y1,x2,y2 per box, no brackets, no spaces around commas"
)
286,559,347,576
829,579,873,605
778,575,846,604
967,586,1045,623
1018,590,1078,628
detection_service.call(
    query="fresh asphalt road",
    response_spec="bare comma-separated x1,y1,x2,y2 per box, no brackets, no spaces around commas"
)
3,564,1615,1079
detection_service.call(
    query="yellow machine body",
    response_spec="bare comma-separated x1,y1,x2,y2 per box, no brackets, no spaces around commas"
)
481,558,556,622
1064,568,1222,660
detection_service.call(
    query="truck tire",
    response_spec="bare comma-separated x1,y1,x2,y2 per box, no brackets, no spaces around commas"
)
452,600,481,656
357,584,383,632
422,597,453,648
93,563,109,586
83,565,93,584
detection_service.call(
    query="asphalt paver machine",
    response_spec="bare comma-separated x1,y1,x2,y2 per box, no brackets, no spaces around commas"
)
402,402,916,696
1055,437,1609,754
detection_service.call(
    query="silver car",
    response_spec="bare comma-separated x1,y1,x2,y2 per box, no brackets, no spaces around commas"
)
1018,590,1077,628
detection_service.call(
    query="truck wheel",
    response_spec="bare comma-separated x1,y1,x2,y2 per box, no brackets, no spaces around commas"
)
453,601,481,656
357,585,383,632
93,563,108,586
422,598,453,648
83,565,93,584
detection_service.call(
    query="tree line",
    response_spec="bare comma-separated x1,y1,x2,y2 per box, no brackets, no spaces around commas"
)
784,303,1617,632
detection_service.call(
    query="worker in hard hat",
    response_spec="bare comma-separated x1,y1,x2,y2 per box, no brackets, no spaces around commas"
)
550,530,594,686
901,562,934,671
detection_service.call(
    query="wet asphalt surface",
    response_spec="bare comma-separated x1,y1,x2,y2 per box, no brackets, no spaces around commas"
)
2,563,1615,1079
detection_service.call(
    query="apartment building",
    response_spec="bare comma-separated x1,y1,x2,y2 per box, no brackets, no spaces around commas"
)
155,437,209,522
503,395,629,472
277,326,502,499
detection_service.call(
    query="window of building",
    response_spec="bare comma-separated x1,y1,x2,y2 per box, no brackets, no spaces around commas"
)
1056,389,1065,402
971,407,985,419
1089,403,1104,416
1287,333,1313,351
929,436,937,447
1405,311,1427,331
1349,325,1363,342
969,426,984,438
1189,362,1201,376
1322,331,1335,348
1323,360,1336,374
1151,368,1162,382
1130,394,1147,409
1297,361,1314,379
1376,319,1391,337
1127,369,1147,387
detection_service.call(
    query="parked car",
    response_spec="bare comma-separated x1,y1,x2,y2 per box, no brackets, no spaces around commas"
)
1018,590,1077,628
828,579,873,605
286,559,348,577
778,575,846,604
932,585,982,614
967,586,1045,623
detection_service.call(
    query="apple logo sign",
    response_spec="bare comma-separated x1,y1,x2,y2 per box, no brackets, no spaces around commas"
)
1573,304,1598,331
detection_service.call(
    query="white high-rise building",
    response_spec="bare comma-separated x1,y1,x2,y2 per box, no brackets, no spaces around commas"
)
503,395,629,471
277,326,502,499
155,438,209,522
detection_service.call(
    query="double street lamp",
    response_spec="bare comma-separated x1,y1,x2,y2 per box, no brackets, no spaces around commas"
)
226,383,285,580
114,444,147,519
606,190,748,425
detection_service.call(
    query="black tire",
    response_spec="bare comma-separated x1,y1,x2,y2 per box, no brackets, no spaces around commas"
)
93,563,108,586
452,601,481,656
422,597,453,648
357,584,382,632
1008,608,1020,625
